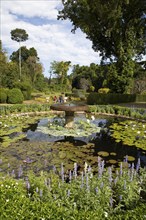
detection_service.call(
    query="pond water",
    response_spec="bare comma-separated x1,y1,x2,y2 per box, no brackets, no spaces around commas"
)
0,114,146,176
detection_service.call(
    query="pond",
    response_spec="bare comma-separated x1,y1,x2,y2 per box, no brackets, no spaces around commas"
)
0,113,146,177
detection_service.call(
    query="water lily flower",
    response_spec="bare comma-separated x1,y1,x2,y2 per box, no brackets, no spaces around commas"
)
137,131,141,134
91,115,95,120
87,119,90,123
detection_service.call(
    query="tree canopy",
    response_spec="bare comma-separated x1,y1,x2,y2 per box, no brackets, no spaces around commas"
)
59,0,146,61
11,28,29,42
58,0,146,93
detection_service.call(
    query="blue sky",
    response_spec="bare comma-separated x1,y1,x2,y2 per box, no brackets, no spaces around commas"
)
1,0,101,77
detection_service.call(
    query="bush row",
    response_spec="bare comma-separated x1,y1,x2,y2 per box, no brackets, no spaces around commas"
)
0,103,50,115
87,93,146,105
0,88,24,104
88,105,146,120
0,103,145,121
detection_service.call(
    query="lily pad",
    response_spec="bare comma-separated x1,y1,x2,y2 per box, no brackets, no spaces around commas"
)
98,151,109,157
108,159,117,164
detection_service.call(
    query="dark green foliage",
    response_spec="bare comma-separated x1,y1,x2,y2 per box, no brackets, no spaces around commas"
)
0,88,8,103
7,88,24,104
58,0,146,93
11,28,28,42
10,46,38,63
14,81,32,100
136,95,146,102
87,93,146,105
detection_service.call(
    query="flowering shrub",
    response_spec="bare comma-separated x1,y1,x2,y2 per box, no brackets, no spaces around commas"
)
0,161,146,219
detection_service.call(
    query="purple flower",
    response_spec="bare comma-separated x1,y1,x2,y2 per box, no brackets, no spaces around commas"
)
108,167,112,184
119,195,122,201
69,170,72,183
18,165,23,178
80,171,84,188
123,180,126,190
100,182,104,189
11,170,15,177
86,174,90,192
110,197,113,208
120,163,123,176
114,177,118,185
67,189,70,197
40,189,43,197
26,180,30,190
95,187,98,194
60,163,64,182
73,163,77,179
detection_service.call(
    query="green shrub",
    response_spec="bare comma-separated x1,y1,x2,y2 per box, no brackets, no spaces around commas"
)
0,88,8,103
14,81,32,100
7,88,24,104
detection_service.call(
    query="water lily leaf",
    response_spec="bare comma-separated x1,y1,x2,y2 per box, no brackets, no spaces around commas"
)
98,151,109,157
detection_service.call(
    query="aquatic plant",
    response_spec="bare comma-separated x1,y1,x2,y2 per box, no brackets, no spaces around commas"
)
37,118,101,137
110,120,146,150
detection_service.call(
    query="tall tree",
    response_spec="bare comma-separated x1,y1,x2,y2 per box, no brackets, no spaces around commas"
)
10,28,28,80
0,40,8,86
58,0,146,93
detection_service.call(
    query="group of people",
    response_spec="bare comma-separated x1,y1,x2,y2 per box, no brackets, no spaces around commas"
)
53,94,67,103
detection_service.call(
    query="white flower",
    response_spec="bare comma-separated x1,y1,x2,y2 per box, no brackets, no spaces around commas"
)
137,131,140,134
91,115,95,120
6,199,9,202
87,119,90,123
104,212,108,218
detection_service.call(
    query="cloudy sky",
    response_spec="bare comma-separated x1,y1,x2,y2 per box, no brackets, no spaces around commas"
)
1,0,101,77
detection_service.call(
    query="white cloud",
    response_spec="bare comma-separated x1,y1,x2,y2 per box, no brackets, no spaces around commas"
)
1,0,101,77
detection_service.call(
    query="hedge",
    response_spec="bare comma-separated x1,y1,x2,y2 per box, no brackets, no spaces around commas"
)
87,93,146,105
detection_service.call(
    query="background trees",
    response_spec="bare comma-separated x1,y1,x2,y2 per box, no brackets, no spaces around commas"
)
49,61,72,90
58,0,146,93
